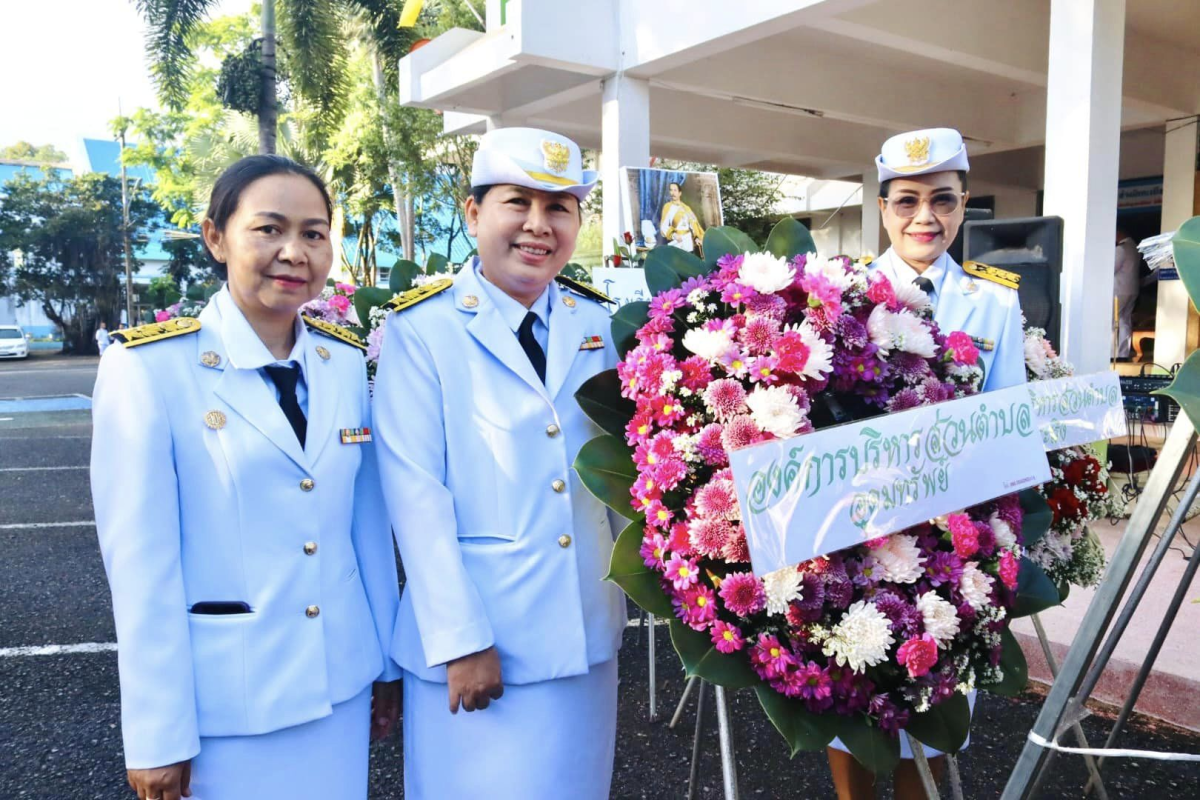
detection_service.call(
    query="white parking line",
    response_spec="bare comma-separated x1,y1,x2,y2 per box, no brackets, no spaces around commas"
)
0,521,95,530
0,642,117,657
0,466,87,472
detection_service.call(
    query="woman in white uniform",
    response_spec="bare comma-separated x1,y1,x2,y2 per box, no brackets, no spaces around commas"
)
91,155,401,800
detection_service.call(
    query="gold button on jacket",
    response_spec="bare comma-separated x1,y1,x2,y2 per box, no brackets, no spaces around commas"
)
558,534,572,548
551,479,566,493
305,605,320,618
545,424,560,437
303,542,318,555
300,478,315,492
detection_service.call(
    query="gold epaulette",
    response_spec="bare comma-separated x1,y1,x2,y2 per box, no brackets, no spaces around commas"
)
112,318,201,348
303,316,366,352
963,261,1020,290
554,275,612,304
384,278,454,313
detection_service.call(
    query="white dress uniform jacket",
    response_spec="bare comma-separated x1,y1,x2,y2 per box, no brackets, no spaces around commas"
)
373,261,627,685
871,248,1025,392
90,289,400,770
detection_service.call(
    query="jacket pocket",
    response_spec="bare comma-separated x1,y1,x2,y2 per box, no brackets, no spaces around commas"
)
187,611,252,732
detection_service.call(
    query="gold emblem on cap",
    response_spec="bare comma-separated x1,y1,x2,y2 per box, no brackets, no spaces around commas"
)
462,295,479,309
200,351,221,368
315,345,331,361
562,296,576,308
204,410,226,430
904,135,931,167
541,140,570,175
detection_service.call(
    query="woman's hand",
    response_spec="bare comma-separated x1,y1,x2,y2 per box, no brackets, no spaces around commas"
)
371,680,401,740
446,646,504,713
127,760,191,800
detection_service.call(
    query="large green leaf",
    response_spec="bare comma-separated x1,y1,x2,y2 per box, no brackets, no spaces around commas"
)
606,520,674,616
835,716,901,775
984,627,1030,697
1171,215,1200,311
755,685,837,756
575,370,635,440
703,226,758,268
1154,350,1200,429
611,301,651,358
1013,556,1060,617
425,253,449,275
905,692,971,753
388,259,421,293
573,434,640,519
668,618,761,689
644,245,708,295
1019,488,1053,549
352,286,392,330
765,217,817,261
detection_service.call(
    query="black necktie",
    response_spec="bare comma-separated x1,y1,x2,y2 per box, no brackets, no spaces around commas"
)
264,363,307,448
517,312,547,384
913,276,936,298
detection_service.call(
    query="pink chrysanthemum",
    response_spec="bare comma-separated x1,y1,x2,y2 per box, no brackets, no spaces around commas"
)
674,584,718,630
740,315,780,355
644,500,674,530
721,281,758,306
640,531,668,569
948,512,980,558
896,634,939,678
795,661,833,704
945,331,980,365
679,356,713,392
695,478,739,519
689,517,733,558
722,524,752,563
649,395,685,426
721,414,762,451
748,355,780,385
703,379,748,421
667,522,692,555
719,571,767,616
999,550,1020,590
695,423,729,467
649,289,686,319
711,620,745,653
625,410,654,446
750,633,795,680
744,292,788,321
664,553,700,590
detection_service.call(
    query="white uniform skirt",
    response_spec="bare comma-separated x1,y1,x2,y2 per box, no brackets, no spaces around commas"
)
402,659,618,800
828,690,976,759
188,685,371,800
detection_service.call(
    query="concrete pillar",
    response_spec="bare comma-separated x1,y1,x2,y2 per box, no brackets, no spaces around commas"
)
861,171,881,257
1041,0,1125,374
601,74,650,258
485,0,504,30
1154,117,1199,367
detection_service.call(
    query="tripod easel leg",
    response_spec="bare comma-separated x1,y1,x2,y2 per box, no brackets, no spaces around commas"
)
714,685,740,800
905,732,941,799
647,612,658,721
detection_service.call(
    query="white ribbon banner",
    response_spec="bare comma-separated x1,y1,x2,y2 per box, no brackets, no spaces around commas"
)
729,383,1053,575
1029,371,1127,450
593,267,650,308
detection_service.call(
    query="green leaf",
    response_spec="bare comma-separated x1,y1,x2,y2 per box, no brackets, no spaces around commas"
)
983,627,1029,697
1171,215,1200,311
1154,350,1200,430
755,685,836,756
703,226,758,268
611,301,651,358
1019,488,1053,549
389,259,421,293
1013,556,1061,617
575,370,636,440
643,245,708,295
668,618,761,689
573,435,640,519
835,716,901,775
425,253,449,275
765,217,817,261
606,520,674,616
352,286,392,331
905,693,971,753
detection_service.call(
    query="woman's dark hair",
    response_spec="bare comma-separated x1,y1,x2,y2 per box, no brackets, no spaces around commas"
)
203,155,332,279
879,170,968,199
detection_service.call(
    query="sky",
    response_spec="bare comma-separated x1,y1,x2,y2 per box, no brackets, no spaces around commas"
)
0,0,252,166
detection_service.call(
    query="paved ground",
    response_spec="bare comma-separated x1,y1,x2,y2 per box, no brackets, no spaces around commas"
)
2,354,1199,798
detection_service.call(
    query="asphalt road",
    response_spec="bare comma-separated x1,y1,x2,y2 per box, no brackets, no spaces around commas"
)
2,353,1198,799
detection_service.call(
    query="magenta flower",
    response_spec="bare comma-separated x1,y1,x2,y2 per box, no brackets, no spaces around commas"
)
722,524,752,563
689,517,733,558
640,531,668,569
711,620,746,653
649,288,686,319
674,584,718,630
695,478,739,519
999,550,1020,590
643,499,674,530
703,378,748,421
750,634,795,680
720,281,758,306
795,661,833,705
329,294,351,315
664,553,700,591
718,571,767,617
896,634,939,678
948,513,980,558
945,331,980,365
155,310,171,322
866,273,896,308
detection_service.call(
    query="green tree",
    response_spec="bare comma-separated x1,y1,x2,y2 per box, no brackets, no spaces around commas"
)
0,173,157,353
0,142,69,163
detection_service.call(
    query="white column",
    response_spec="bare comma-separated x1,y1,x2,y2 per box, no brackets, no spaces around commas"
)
601,75,650,258
861,171,881,257
1041,0,1126,374
1154,117,1198,367
485,0,504,30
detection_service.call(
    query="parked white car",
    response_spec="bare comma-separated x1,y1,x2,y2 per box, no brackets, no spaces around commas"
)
0,325,30,359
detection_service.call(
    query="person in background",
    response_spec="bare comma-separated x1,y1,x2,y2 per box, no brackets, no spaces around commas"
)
1114,227,1141,360
95,321,111,355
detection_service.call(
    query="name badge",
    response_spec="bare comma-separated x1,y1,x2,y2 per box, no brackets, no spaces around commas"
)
340,427,372,444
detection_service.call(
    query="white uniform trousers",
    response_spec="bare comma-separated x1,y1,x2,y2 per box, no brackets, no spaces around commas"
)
188,685,371,799
402,659,618,799
828,690,976,759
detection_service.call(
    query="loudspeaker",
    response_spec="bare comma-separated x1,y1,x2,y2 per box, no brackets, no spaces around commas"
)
964,216,1064,352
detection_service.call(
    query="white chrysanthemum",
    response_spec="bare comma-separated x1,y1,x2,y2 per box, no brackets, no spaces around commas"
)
682,327,735,362
805,255,854,291
989,513,1017,550
783,321,835,380
738,252,796,293
958,562,995,611
868,534,926,584
867,305,937,358
822,600,895,673
745,385,806,439
1024,334,1050,378
762,567,804,616
917,591,961,647
892,279,932,313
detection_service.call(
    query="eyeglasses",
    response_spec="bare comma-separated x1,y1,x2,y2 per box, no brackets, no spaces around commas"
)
885,192,965,218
